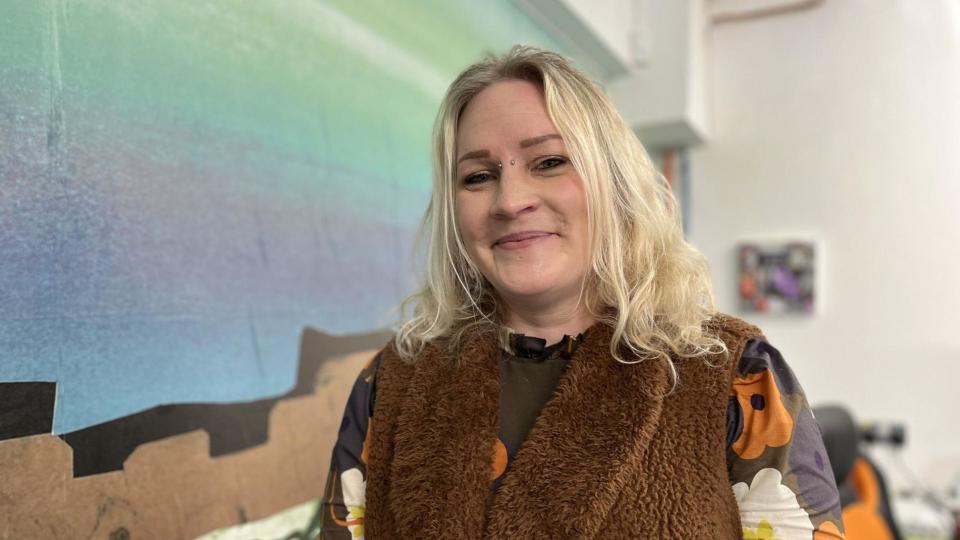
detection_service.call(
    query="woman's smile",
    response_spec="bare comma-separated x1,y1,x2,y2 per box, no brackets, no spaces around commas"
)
493,231,557,250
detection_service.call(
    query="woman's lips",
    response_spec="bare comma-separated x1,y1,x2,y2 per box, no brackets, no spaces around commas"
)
493,232,555,250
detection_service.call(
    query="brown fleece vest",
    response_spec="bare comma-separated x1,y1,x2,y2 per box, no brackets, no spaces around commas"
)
366,314,761,539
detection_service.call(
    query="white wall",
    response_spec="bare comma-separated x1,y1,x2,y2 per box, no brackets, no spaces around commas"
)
562,0,635,66
606,0,711,149
688,0,960,490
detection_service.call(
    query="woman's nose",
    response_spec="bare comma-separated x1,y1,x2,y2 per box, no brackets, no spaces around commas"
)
491,169,539,219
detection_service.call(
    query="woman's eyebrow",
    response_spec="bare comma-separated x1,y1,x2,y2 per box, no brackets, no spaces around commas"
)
457,149,490,164
457,134,562,163
520,133,562,148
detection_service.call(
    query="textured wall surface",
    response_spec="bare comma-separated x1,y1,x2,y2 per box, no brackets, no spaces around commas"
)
0,2,568,536
0,0,564,433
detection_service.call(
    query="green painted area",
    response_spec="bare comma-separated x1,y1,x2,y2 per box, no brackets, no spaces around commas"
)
2,0,569,212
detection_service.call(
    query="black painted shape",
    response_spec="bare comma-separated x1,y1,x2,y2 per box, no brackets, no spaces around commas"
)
60,327,391,477
62,399,274,476
0,382,56,441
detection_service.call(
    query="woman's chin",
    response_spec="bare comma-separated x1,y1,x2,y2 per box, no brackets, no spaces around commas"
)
491,276,568,302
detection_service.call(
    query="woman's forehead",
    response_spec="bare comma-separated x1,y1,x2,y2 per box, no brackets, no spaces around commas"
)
456,82,560,152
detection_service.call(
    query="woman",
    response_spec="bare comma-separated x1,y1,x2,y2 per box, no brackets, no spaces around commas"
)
320,46,844,539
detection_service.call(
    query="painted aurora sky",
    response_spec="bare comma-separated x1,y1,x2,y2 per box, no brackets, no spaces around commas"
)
0,0,567,433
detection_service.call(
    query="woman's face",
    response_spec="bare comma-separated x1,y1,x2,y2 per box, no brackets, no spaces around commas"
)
454,79,590,313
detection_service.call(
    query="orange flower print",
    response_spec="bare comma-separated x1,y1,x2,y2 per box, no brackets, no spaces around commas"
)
731,369,793,459
491,438,508,481
813,520,846,539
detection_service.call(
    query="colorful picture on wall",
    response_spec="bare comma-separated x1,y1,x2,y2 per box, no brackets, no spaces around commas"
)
738,241,815,314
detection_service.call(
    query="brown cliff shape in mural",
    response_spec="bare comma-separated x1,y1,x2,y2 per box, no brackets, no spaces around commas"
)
61,329,390,477
0,327,388,540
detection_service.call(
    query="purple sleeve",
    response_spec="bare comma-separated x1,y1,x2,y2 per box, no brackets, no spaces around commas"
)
727,338,846,538
318,353,380,539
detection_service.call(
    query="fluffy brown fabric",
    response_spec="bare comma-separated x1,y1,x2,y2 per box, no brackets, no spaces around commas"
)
366,314,761,539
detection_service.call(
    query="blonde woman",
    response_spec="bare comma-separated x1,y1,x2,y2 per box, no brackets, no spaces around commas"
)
319,46,844,539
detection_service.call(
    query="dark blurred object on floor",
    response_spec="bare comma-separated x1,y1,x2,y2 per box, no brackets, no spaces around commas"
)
814,405,903,540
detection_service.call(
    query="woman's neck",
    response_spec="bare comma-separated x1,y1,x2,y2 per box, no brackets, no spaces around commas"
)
501,300,595,346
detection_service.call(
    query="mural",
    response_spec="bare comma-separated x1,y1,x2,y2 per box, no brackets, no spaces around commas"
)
0,333,383,539
0,1,571,537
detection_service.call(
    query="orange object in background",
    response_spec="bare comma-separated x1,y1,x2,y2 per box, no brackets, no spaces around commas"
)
814,405,906,540
841,457,896,540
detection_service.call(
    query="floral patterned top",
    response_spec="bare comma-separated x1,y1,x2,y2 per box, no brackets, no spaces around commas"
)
318,334,846,540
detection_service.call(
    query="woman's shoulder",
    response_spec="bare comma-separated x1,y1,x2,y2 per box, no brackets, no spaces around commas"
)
727,334,803,455
734,335,798,383
375,335,445,366
368,335,449,382
705,312,764,341
709,312,796,380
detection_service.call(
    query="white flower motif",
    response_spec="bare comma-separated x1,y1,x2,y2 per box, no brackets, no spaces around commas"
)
733,468,814,540
340,467,366,539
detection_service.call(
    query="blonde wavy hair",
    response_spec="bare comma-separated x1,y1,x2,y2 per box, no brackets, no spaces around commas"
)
394,45,726,378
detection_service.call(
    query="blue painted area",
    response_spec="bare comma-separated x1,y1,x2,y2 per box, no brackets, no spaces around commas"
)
0,1,567,433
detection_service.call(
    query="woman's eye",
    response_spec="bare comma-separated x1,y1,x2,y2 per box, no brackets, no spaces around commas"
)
536,156,567,170
463,171,493,185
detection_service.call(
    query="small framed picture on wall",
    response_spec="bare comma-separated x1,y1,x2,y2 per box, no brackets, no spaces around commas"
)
737,241,816,314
